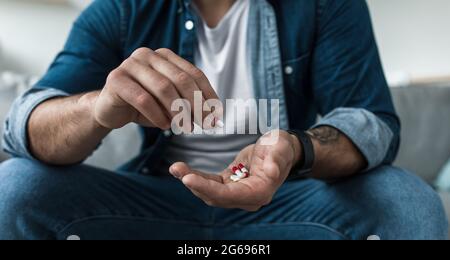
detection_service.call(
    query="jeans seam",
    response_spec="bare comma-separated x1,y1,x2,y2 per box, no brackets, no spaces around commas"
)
56,215,350,240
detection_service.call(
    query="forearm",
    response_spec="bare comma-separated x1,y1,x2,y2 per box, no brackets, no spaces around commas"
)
290,126,367,180
307,126,367,180
28,91,111,165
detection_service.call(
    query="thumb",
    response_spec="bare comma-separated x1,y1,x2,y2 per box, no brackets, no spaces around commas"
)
264,155,282,178
169,162,224,183
169,162,191,179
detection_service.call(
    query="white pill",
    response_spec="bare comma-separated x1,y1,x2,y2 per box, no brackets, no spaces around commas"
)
230,175,241,182
215,120,225,128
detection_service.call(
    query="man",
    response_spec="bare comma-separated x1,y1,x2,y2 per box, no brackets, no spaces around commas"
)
0,0,447,240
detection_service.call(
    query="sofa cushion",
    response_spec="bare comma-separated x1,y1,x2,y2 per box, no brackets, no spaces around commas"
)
437,160,450,192
391,86,450,183
85,124,141,170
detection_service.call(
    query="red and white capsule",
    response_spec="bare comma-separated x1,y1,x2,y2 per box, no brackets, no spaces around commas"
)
232,166,245,179
238,163,250,178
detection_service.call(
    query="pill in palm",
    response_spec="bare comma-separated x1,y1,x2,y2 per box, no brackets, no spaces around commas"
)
230,164,250,182
230,175,241,182
238,163,249,177
232,166,246,178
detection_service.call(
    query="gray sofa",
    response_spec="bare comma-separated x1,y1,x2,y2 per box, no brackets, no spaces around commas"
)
391,86,450,237
392,86,450,184
1,83,450,237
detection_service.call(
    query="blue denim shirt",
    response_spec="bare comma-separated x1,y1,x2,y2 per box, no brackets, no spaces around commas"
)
2,0,399,173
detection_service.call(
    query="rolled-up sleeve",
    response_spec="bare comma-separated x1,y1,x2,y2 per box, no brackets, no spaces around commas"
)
311,0,401,168
2,0,124,159
2,88,69,159
313,108,394,170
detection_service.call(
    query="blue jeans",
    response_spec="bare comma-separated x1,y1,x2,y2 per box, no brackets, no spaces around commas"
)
0,158,447,240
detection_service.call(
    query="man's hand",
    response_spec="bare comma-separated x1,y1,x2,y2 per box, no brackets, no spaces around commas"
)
169,130,302,212
28,47,219,165
94,48,219,130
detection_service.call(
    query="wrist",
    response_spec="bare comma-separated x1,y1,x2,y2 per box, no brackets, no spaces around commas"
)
77,91,110,132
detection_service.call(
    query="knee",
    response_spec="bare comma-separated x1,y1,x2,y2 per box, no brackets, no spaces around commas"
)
362,166,448,239
0,158,49,206
0,157,54,189
0,158,62,220
0,158,80,238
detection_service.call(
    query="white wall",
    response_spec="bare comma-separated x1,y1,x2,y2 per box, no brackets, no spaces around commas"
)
0,0,449,86
367,0,450,85
0,0,80,75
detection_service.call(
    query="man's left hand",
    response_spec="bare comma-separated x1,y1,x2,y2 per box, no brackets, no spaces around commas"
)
169,130,302,212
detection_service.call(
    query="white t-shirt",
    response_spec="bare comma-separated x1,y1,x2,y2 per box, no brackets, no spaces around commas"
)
162,0,259,174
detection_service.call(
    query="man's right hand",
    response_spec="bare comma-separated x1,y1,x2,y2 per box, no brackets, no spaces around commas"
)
94,48,219,130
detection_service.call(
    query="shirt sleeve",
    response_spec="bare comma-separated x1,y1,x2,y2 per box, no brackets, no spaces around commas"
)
2,0,125,158
313,108,394,170
2,88,69,159
311,0,401,167
35,0,124,94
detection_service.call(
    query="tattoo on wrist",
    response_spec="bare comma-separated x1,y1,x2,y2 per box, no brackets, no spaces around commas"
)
307,126,340,145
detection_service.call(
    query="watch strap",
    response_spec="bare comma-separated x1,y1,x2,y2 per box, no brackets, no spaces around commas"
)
287,129,315,178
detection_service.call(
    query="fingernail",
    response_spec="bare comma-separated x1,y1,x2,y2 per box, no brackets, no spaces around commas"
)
215,119,224,128
169,168,182,179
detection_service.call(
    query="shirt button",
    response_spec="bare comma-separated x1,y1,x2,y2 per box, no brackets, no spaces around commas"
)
163,130,173,137
185,20,195,31
285,66,294,75
141,167,150,175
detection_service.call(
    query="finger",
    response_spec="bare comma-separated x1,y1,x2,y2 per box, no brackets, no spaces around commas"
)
145,50,212,127
185,188,216,207
155,49,223,127
169,162,224,182
182,173,255,206
186,184,262,211
187,182,264,210
155,48,219,101
109,69,171,129
120,57,186,124
182,174,233,207
183,174,269,209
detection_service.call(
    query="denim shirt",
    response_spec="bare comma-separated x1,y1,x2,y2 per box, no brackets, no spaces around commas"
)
2,0,399,173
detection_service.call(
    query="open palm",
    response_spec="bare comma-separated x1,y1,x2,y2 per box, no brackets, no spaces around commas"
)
169,131,299,211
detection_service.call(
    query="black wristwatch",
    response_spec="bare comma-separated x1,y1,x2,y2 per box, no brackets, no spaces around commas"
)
286,129,315,179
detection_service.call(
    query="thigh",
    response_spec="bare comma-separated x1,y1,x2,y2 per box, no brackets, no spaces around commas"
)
212,166,448,240
0,158,211,240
